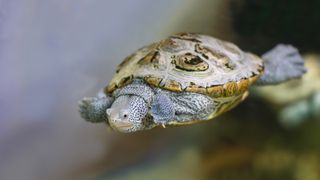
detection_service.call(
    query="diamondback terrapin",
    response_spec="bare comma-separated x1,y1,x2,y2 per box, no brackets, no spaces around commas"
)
79,33,306,133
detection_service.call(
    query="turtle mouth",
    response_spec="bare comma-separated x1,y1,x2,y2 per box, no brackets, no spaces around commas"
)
116,123,132,128
110,120,134,130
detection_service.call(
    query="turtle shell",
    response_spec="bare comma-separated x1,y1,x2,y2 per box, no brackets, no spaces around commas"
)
106,33,264,98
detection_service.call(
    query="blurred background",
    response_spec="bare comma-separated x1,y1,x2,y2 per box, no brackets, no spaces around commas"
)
0,0,320,179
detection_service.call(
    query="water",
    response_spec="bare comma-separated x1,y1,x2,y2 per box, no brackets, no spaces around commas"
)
0,0,319,179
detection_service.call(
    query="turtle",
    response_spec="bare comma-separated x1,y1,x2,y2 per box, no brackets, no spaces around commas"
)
79,33,306,133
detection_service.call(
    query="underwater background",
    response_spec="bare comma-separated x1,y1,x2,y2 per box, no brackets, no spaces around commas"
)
0,0,320,179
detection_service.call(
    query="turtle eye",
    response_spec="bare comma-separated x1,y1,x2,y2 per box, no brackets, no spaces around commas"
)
121,113,129,121
120,110,129,119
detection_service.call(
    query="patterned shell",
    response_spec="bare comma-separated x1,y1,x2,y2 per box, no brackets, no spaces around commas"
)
106,33,264,98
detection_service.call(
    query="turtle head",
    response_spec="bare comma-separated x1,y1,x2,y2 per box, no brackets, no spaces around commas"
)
106,95,148,133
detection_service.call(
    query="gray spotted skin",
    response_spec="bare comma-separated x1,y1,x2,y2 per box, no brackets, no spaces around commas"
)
104,80,216,132
114,79,155,104
79,95,114,123
150,94,175,124
107,80,156,132
129,96,149,123
108,95,149,132
256,44,306,85
169,91,215,122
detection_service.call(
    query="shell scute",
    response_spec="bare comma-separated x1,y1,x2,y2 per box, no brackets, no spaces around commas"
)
118,75,134,88
173,53,209,71
163,80,182,92
138,51,160,66
237,79,250,94
224,82,238,96
105,83,117,94
144,76,162,87
206,85,225,97
185,85,206,94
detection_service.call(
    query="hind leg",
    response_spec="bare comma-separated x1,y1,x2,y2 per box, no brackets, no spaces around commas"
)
256,44,306,85
79,90,114,123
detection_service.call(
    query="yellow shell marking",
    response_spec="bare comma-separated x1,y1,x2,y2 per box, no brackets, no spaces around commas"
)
206,85,225,98
144,76,162,87
163,80,182,92
105,83,117,94
118,75,133,87
185,85,207,94
224,82,238,96
237,79,250,94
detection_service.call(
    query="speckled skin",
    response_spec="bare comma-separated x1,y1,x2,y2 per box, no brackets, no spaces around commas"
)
79,33,306,133
80,79,216,132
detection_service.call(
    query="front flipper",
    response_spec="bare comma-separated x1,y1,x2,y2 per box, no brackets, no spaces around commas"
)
170,92,215,122
256,44,306,85
150,94,175,125
79,94,114,123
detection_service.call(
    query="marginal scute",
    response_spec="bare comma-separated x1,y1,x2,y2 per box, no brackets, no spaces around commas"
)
249,75,260,85
105,83,117,94
144,76,162,87
206,85,225,97
164,80,182,92
237,79,250,94
118,75,133,87
224,82,238,96
185,85,206,94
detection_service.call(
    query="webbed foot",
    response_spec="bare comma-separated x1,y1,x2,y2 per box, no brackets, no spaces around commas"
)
257,44,306,85
79,96,113,123
150,94,175,125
